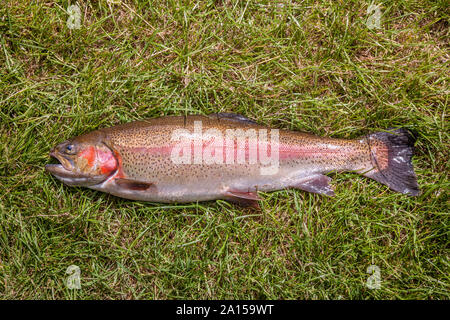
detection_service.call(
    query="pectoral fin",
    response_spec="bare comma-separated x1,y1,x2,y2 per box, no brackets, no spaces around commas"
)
115,178,156,191
224,189,261,208
291,174,335,196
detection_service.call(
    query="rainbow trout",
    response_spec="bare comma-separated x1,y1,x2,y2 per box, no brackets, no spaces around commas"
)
45,113,419,207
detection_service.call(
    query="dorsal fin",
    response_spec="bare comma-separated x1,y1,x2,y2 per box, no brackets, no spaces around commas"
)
209,113,258,125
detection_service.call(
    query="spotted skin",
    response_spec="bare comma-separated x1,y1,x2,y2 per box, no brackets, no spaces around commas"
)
46,114,419,203
86,115,373,202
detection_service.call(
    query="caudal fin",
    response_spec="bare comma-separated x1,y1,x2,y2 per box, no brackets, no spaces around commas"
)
363,128,419,196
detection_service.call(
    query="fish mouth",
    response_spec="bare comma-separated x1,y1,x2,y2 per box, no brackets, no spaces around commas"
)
45,150,109,187
46,150,74,173
45,150,91,186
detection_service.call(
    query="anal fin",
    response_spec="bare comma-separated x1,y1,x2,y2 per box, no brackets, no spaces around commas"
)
291,174,335,196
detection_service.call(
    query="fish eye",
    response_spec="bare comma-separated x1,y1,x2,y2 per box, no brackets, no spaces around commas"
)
65,144,75,154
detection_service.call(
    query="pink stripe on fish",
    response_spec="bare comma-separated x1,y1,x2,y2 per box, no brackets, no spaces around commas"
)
118,141,343,163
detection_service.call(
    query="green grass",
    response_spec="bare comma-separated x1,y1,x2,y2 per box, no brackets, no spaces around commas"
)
0,0,448,299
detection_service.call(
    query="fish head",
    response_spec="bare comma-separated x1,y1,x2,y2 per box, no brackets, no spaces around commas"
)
45,131,118,187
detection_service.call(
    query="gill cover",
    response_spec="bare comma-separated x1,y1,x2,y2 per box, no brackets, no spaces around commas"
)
45,131,118,187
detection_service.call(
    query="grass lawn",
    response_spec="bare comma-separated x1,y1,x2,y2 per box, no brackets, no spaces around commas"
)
0,0,448,299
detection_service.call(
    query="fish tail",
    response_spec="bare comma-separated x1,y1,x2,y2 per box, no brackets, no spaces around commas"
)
362,128,420,196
